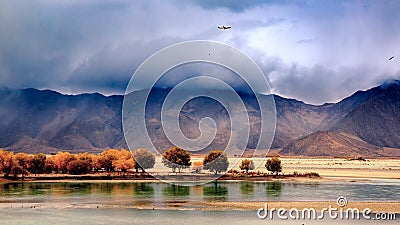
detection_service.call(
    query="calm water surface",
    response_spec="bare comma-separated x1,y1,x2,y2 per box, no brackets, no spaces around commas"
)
0,180,399,225
1,180,399,203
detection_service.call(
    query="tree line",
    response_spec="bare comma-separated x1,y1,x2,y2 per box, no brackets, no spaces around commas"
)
0,146,282,178
0,148,155,178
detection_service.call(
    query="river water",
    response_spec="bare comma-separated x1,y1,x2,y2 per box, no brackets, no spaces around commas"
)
0,180,399,224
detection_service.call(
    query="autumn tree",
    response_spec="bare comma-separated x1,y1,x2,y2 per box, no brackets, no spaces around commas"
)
98,149,119,172
67,159,92,175
67,152,94,175
53,151,76,174
13,153,31,178
29,153,47,174
77,152,93,163
162,147,191,173
203,150,229,174
132,149,155,172
91,154,102,172
239,159,254,174
44,157,55,174
113,149,134,174
0,150,15,178
265,157,282,175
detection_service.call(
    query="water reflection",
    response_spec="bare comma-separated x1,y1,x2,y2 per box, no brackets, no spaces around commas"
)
203,182,228,200
240,182,254,196
133,183,154,198
162,185,190,197
0,181,399,203
266,182,282,197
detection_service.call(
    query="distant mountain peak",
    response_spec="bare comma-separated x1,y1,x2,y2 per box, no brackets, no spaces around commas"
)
380,79,400,90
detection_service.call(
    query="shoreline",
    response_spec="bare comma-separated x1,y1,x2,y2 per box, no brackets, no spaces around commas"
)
0,173,399,184
0,176,367,184
1,157,399,183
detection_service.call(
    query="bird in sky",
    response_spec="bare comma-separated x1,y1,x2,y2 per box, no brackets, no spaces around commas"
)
388,56,394,60
218,25,231,30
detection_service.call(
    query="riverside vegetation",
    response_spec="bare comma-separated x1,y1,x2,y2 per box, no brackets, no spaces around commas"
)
0,147,317,180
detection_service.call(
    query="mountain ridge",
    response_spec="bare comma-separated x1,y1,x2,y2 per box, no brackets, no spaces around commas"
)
0,81,399,157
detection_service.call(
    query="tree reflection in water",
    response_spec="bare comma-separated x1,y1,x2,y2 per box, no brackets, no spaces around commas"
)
133,183,154,198
240,182,254,196
203,182,228,200
266,182,282,197
162,184,190,197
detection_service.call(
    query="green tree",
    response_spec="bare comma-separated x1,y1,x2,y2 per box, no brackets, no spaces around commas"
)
203,150,229,174
239,159,254,174
29,153,47,174
162,147,191,173
132,149,155,172
265,157,282,175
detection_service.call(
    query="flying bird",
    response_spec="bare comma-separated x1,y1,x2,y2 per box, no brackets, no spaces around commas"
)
389,56,394,60
218,25,231,30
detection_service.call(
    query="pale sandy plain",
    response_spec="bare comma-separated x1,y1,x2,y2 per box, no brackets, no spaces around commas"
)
146,157,400,180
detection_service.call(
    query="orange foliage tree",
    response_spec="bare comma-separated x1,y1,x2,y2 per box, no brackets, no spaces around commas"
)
44,157,55,174
29,153,47,175
0,150,15,178
239,159,254,174
113,149,134,174
98,149,119,172
13,153,31,178
162,147,191,173
67,152,93,175
203,150,229,174
53,151,76,174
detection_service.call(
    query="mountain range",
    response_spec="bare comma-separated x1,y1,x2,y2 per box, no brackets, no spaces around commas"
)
0,80,399,157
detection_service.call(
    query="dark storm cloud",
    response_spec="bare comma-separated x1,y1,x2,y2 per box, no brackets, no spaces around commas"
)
189,0,273,12
0,0,182,94
189,0,305,12
0,0,399,104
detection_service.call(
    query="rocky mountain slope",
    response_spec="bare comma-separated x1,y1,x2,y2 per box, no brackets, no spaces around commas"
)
0,81,398,156
279,131,383,157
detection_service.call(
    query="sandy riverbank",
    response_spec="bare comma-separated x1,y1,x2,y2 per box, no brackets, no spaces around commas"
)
221,157,400,180
275,158,400,179
1,201,399,213
199,201,400,213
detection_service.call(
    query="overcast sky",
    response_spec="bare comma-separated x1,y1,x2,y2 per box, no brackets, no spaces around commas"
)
0,0,399,104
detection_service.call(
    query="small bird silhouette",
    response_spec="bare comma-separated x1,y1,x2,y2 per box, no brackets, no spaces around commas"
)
389,56,394,60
